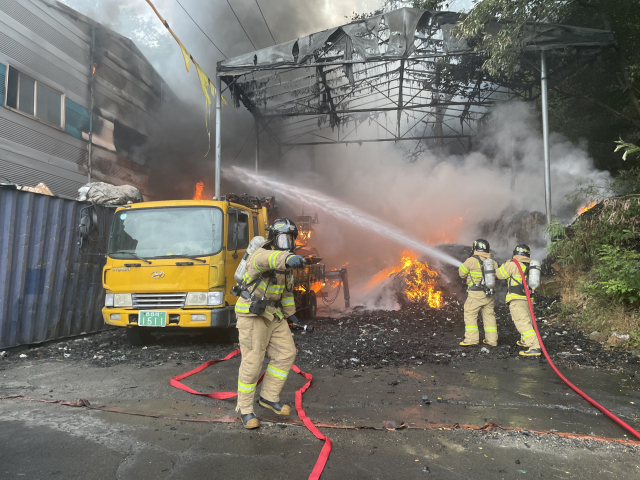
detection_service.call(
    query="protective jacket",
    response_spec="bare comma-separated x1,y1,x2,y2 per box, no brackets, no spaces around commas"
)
234,247,296,321
497,255,531,303
458,251,498,290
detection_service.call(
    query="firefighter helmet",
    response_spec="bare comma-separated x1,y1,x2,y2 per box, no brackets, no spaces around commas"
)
513,244,531,258
266,218,298,251
473,239,490,253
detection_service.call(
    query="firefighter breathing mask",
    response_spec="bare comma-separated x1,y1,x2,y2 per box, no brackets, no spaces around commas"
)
267,218,299,251
275,233,295,250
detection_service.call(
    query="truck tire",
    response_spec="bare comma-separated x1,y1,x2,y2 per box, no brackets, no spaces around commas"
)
225,328,239,344
126,327,153,346
307,291,317,319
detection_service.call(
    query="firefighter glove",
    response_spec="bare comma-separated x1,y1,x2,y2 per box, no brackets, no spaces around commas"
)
286,255,306,268
288,314,301,326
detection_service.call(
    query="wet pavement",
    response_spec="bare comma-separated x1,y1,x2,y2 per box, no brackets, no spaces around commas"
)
1,303,640,479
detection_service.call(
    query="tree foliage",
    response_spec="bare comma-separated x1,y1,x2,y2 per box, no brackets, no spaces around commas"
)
450,0,640,173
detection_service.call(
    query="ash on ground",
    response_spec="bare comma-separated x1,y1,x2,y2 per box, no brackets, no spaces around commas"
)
2,295,638,374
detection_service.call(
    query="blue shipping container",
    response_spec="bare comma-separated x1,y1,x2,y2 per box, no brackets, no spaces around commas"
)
0,186,114,349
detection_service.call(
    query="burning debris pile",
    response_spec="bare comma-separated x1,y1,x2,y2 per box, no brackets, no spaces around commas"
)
577,201,597,215
367,251,443,309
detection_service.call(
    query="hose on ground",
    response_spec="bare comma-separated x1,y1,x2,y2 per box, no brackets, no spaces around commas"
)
513,260,640,441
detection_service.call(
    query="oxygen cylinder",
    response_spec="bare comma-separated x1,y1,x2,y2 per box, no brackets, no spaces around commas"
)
234,236,266,283
483,258,496,289
528,260,542,290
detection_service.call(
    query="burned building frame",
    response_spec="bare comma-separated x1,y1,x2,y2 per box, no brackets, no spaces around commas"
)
214,7,614,221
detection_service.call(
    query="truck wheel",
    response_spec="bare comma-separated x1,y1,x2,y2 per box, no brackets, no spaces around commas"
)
225,328,239,344
307,291,317,319
126,327,152,346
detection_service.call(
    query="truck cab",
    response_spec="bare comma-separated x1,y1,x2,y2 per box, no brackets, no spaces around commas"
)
102,199,267,344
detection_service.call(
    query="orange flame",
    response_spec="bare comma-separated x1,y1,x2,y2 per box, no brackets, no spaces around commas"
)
577,201,596,215
192,181,205,200
368,251,442,308
298,229,312,246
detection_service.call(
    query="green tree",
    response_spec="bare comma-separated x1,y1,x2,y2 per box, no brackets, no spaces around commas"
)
451,0,640,172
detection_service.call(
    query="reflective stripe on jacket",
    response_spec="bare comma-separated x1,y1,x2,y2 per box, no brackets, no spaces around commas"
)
496,255,531,302
234,247,296,320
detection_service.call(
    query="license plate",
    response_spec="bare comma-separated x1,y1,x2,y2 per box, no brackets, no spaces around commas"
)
138,311,167,327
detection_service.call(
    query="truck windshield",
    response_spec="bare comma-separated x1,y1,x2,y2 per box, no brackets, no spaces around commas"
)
108,207,223,259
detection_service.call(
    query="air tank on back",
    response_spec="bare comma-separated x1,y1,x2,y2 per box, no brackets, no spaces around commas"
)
483,258,496,289
528,259,542,290
234,236,266,283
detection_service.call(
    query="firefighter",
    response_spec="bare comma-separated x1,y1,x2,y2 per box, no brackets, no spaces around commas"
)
496,244,541,357
234,218,306,429
458,239,499,346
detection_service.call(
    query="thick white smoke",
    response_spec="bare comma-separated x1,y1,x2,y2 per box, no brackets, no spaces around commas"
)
228,102,610,307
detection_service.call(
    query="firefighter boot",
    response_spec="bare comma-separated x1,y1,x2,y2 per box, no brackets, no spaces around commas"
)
519,348,541,357
516,339,526,347
241,413,260,429
459,341,478,346
483,339,498,347
259,397,291,415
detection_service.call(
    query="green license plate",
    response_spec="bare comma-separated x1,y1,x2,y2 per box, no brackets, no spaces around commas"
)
138,311,167,327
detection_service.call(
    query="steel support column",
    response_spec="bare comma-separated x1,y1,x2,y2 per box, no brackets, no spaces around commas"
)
255,116,260,172
215,75,222,199
541,51,552,223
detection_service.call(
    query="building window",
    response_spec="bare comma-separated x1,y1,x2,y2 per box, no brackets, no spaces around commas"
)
5,66,63,128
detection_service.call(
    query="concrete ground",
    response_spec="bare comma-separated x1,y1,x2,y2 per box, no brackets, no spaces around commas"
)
1,346,639,479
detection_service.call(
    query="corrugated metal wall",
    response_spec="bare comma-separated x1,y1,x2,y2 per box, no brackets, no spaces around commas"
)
0,0,171,199
0,187,114,348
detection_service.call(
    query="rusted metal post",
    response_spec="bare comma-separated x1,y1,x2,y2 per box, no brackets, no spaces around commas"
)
342,269,350,308
215,74,222,199
541,50,552,223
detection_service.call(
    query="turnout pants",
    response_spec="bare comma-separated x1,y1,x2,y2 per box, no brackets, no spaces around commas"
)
236,314,296,414
508,300,540,349
463,291,498,345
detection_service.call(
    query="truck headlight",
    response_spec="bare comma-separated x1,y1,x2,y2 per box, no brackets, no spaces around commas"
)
105,293,114,307
207,291,224,306
113,293,132,307
185,292,208,306
185,292,224,306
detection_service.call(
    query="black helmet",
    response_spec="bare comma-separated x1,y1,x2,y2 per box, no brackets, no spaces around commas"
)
473,239,490,253
267,218,298,251
513,244,531,258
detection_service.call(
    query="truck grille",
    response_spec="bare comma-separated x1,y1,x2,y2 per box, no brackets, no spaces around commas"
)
131,293,187,309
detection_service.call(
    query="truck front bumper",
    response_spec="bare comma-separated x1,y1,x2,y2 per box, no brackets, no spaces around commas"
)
103,306,236,328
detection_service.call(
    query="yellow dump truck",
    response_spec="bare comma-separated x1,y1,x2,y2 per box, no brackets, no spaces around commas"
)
102,198,270,345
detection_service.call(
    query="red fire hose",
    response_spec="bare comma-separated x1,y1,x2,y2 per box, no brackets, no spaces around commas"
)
513,260,640,440
171,350,331,480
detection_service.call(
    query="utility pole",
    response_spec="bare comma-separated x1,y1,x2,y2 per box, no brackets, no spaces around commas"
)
540,50,552,223
214,75,222,199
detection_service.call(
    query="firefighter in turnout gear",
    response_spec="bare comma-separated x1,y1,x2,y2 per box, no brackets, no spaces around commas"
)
496,244,542,357
458,239,499,346
234,218,306,429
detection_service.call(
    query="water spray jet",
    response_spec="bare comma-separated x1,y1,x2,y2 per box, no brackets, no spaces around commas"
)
227,167,462,268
